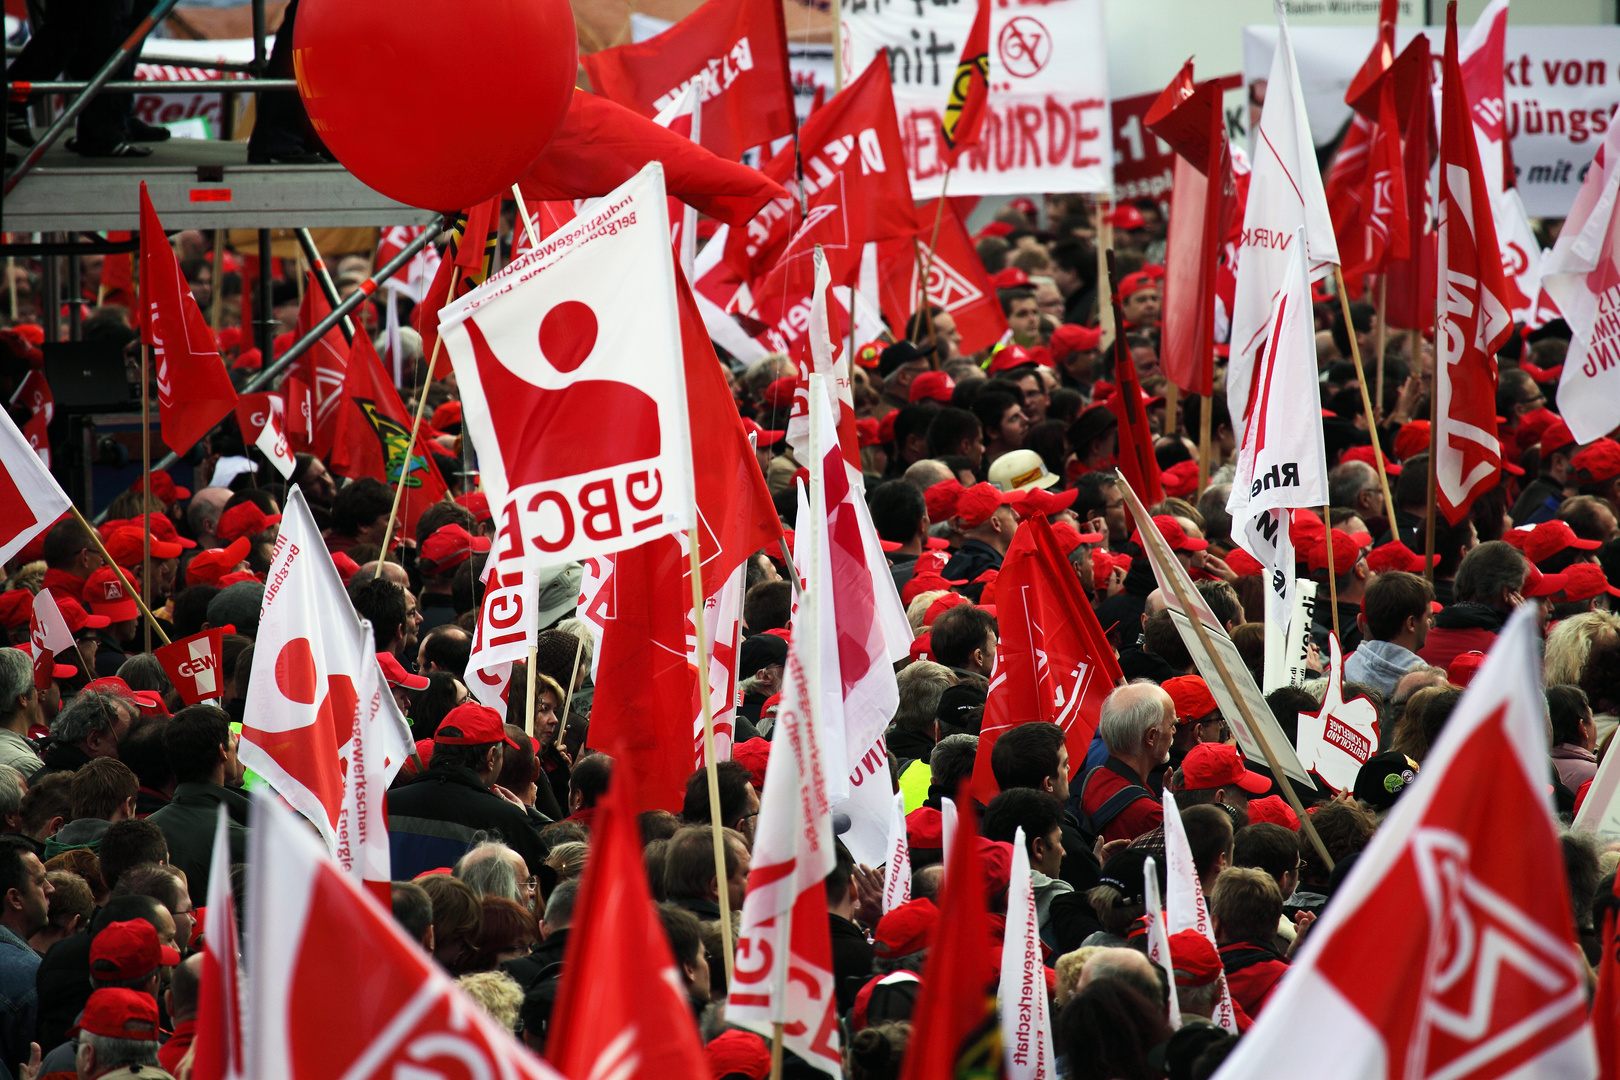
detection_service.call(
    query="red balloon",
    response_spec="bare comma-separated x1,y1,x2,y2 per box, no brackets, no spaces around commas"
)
294,0,577,211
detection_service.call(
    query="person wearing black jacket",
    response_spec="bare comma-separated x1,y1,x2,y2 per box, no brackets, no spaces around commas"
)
145,705,249,910
386,703,546,881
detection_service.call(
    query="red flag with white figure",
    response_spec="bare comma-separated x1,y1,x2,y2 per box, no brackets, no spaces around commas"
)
330,331,450,542
191,806,243,1080
29,589,76,691
1435,5,1512,525
1339,78,1410,278
466,557,538,712
1000,830,1055,1080
1213,605,1599,1080
244,792,566,1080
154,628,227,705
1458,0,1510,199
1163,787,1239,1033
440,165,694,572
728,634,842,1077
240,488,416,847
784,249,858,472
938,0,990,170
580,0,795,163
234,393,295,480
334,620,394,909
0,407,71,567
282,276,349,459
412,198,499,371
546,767,710,1080
138,183,237,456
970,515,1121,805
877,198,1008,356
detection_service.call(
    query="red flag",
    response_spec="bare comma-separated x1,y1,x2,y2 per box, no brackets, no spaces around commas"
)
154,628,227,705
878,198,1008,356
412,199,499,371
587,535,698,814
1383,34,1438,332
245,792,564,1080
139,183,237,455
1435,6,1512,525
1107,328,1163,505
899,800,1001,1080
190,808,242,1080
727,55,917,295
1213,607,1597,1080
547,761,710,1080
939,0,990,170
519,92,789,227
581,0,795,163
284,277,349,459
970,515,1122,804
329,332,450,541
1339,78,1411,278
1344,0,1398,119
0,406,72,567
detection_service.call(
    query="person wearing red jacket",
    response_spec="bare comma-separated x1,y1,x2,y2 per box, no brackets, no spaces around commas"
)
1211,867,1292,1019
1419,542,1559,669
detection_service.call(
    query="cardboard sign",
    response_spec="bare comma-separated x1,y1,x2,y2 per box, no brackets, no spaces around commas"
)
1263,577,1319,695
1294,633,1380,793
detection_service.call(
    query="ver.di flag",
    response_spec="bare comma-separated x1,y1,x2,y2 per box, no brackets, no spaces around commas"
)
441,164,694,571
0,406,70,567
1000,828,1055,1080
1164,788,1239,1033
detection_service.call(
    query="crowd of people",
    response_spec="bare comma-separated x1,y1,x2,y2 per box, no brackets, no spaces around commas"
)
0,186,1616,1080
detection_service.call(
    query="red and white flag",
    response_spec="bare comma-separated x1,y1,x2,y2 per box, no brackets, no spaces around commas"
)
1547,109,1620,444
240,488,415,847
441,164,694,571
1456,0,1510,199
154,628,227,705
334,619,393,909
654,82,704,280
970,514,1121,804
375,224,440,305
1435,5,1513,525
244,792,565,1080
29,589,76,691
191,806,243,1080
1339,78,1410,278
1142,855,1183,1030
1226,0,1339,447
1164,788,1239,1033
139,183,237,455
729,634,842,1077
545,762,710,1080
466,557,538,712
0,407,70,571
580,0,795,163
234,393,295,480
1213,606,1598,1080
877,198,1008,356
784,249,857,472
283,277,350,459
1294,633,1379,793
882,789,912,914
801,373,911,799
1225,228,1328,640
1000,829,1056,1080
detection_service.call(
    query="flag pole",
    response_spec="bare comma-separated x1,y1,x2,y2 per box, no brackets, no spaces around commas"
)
1197,393,1212,497
511,186,541,251
559,630,585,749
1323,504,1340,643
769,1022,785,1080
70,507,170,646
915,171,952,350
141,344,152,654
1097,195,1115,340
778,537,802,598
209,230,225,330
1374,275,1387,420
688,513,736,990
1333,265,1398,531
1424,319,1440,584
1127,479,1333,870
373,339,439,580
524,645,537,738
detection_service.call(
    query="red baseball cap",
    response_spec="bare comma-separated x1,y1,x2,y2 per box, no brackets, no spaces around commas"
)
1245,794,1300,831
16,642,77,680
1446,651,1486,687
1521,563,1566,598
740,417,786,446
1160,459,1200,497
1162,675,1218,724
185,538,253,587
1554,562,1620,602
924,479,965,522
55,597,110,634
431,400,463,431
0,591,33,631
731,737,770,790
954,483,1025,529
1115,269,1157,300
706,1030,771,1080
82,566,139,622
853,341,884,370
1167,929,1222,987
1572,438,1620,484
1049,323,1103,362
907,631,932,662
905,806,943,848
978,838,1015,897
76,988,162,1042
1306,530,1366,575
873,898,938,958
761,376,799,411
988,343,1037,374
455,491,493,523
924,592,970,626
1365,541,1439,575
1392,420,1430,462
377,652,430,691
85,677,165,714
1181,742,1270,794
1223,547,1264,577
1132,515,1208,553
909,370,956,403
1540,415,1577,458
1014,487,1080,521
133,470,190,506
1048,521,1104,555
217,503,281,545
1518,519,1601,565
435,702,520,749
90,919,181,980
1340,444,1400,476
988,267,1030,289
331,551,360,585
856,417,882,447
106,526,184,564
1110,204,1147,230
421,524,491,576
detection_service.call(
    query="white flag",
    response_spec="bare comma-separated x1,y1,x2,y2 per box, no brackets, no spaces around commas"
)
1548,115,1620,443
1228,0,1339,448
1293,633,1379,793
0,407,72,567
1227,229,1329,639
333,619,393,900
439,163,694,570
466,557,539,711
881,789,913,914
1000,828,1057,1080
1142,855,1183,1030
834,738,894,868
1163,788,1239,1033
241,488,415,847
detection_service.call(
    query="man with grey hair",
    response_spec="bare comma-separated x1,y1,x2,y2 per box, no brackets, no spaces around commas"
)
44,687,134,774
886,661,955,795
1078,682,1175,843
1420,540,1538,668
185,487,232,551
1076,946,1167,1006
0,649,44,779
0,766,24,836
74,986,171,1080
903,459,955,493
926,734,979,808
1328,459,1383,525
505,877,577,993
454,841,531,909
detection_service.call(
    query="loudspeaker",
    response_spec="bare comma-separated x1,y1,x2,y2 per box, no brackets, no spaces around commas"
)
42,341,135,412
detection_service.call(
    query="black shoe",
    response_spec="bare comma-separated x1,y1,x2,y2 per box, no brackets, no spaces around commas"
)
125,117,172,142
247,149,327,165
6,104,33,148
68,138,152,158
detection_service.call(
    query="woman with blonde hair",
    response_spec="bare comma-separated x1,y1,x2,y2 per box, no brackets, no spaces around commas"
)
1545,610,1620,731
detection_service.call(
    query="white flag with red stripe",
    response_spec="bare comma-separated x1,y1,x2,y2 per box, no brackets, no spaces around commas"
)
1000,829,1056,1080
29,589,76,690
0,407,71,567
334,619,394,908
193,805,244,1080
1164,787,1239,1033
728,630,842,1077
882,789,912,913
1142,855,1183,1030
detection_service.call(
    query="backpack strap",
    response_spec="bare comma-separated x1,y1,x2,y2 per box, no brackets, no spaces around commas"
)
1075,759,1152,840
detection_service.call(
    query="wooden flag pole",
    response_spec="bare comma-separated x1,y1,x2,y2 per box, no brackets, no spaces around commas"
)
1424,318,1440,584
511,185,540,251
524,644,538,739
1163,382,1179,442
1374,275,1388,420
141,344,153,654
1196,395,1213,498
71,508,170,647
1333,266,1397,531
688,511,736,990
1128,480,1333,869
1323,504,1340,643
209,230,225,330
373,337,441,579
914,171,952,352
559,629,585,750
769,1022,785,1080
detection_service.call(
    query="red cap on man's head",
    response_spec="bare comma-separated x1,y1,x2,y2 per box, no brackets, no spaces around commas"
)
988,267,1030,290
1540,416,1576,458
217,503,281,545
1049,323,1103,362
377,652,430,691
1162,675,1217,724
133,470,190,506
706,1030,772,1080
988,343,1036,374
185,538,253,588
77,988,163,1042
435,703,521,749
1131,515,1208,553
331,551,361,585
1223,547,1264,577
1521,563,1567,598
431,400,463,431
55,597,110,634
1160,460,1200,497
0,591,33,631
1555,562,1620,602
740,417,786,446
1392,420,1431,462
1110,204,1147,230
82,567,139,622
924,479,965,522
1572,438,1620,484
954,483,1024,529
106,526,184,565
1366,541,1438,575
1181,743,1271,794
761,376,799,411
455,491,492,523
909,370,956,403
1167,929,1223,987
924,592,970,626
85,677,164,714
873,898,938,958
1307,530,1363,575
1340,444,1400,475
1245,795,1300,831
90,919,181,981
1115,270,1156,300
420,524,491,576
1446,651,1487,687
1520,519,1601,565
